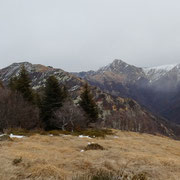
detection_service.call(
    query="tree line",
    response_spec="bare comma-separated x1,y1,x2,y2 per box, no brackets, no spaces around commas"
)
0,66,99,132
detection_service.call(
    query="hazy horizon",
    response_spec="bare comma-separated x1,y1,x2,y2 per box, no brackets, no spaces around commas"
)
1,59,180,73
1,0,180,71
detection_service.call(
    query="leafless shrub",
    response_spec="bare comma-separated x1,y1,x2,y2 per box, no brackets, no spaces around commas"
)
103,110,173,137
103,111,128,130
52,101,87,131
0,88,40,131
103,111,141,132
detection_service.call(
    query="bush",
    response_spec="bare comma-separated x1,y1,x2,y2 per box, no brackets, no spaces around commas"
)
12,157,22,165
84,143,104,151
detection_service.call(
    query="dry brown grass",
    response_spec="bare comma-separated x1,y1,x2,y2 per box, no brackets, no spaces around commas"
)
0,130,180,180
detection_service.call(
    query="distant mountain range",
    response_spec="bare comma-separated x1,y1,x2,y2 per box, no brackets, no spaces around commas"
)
75,59,180,125
1,62,180,138
0,61,180,137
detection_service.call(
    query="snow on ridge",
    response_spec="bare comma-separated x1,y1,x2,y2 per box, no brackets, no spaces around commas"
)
143,63,179,82
143,63,178,73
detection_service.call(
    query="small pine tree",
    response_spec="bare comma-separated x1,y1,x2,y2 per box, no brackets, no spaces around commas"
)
79,83,99,124
41,76,67,130
9,65,34,102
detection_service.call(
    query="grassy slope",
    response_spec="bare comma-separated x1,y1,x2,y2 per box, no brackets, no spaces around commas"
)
0,130,180,180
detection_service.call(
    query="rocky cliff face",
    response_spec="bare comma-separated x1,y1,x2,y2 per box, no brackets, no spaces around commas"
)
0,62,179,138
76,59,180,125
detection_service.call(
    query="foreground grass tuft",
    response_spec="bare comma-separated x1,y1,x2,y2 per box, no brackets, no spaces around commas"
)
73,169,148,180
0,134,12,141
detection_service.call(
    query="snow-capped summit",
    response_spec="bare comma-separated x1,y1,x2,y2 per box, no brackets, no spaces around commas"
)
144,63,177,72
143,63,178,82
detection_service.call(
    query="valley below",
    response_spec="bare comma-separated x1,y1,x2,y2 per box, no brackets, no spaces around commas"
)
0,130,180,180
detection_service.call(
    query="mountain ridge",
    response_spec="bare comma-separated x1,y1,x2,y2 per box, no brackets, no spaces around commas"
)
75,59,180,125
0,61,179,138
77,59,180,84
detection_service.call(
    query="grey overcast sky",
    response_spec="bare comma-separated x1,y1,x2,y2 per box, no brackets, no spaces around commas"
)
1,0,180,71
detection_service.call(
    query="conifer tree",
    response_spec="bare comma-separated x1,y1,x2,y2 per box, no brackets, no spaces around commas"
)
33,91,42,108
62,85,68,100
9,76,18,91
17,66,33,102
0,80,4,88
79,83,99,124
41,76,67,130
9,66,33,102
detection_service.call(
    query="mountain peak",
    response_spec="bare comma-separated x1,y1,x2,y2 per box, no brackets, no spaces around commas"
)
98,59,130,73
111,59,127,65
109,59,129,68
8,61,54,72
9,61,32,67
96,59,145,81
0,61,56,83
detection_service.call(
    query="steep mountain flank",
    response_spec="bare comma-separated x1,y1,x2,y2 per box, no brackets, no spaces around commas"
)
76,59,180,125
143,64,177,83
0,62,179,138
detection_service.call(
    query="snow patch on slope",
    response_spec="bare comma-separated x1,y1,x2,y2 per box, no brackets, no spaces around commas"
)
144,64,177,72
143,64,178,82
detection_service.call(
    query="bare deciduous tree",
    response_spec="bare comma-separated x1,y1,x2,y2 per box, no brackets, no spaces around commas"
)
103,111,140,132
52,101,87,131
0,88,40,131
